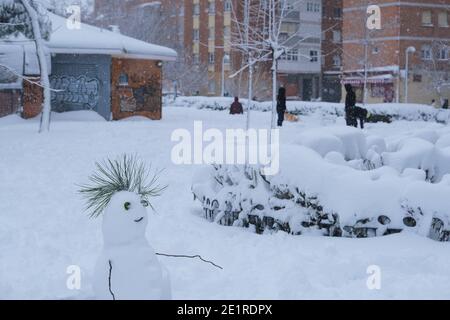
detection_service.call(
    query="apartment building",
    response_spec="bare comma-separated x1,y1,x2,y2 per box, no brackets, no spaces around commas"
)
321,0,343,102
342,0,450,105
183,0,236,96
183,0,325,99
277,0,322,100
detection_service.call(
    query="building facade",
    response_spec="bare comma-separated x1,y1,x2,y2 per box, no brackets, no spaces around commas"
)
321,0,343,102
183,0,324,99
183,0,235,96
342,0,450,105
277,0,322,100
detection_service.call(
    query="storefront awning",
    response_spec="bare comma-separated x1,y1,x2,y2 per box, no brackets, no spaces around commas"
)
342,74,394,85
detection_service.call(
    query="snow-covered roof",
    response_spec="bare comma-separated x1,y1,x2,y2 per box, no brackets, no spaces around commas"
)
0,13,177,62
47,13,177,61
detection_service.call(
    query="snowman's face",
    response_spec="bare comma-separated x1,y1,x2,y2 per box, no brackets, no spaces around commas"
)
102,191,149,246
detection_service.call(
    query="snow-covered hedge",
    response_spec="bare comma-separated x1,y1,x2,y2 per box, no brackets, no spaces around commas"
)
166,96,450,124
192,126,450,241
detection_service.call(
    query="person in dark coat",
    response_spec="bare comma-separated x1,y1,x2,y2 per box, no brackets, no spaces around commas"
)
344,84,357,127
230,97,244,115
442,99,449,109
277,87,287,127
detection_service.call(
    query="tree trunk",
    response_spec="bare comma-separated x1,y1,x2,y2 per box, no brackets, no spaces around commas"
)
245,62,253,166
246,63,253,132
21,0,51,133
271,52,278,130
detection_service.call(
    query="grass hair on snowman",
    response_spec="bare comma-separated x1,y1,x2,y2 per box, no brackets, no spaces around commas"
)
79,154,167,218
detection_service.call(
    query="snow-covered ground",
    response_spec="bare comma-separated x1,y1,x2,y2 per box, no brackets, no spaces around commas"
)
1,106,450,299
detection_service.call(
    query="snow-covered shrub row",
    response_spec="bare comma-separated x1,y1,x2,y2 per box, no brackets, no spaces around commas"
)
192,127,450,241
167,96,450,124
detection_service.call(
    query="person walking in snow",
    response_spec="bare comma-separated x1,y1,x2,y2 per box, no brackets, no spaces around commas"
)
277,87,287,127
443,99,449,109
431,99,437,108
230,97,244,115
344,84,357,127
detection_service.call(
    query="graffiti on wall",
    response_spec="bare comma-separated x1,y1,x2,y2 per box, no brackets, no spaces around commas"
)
118,74,160,113
50,75,100,110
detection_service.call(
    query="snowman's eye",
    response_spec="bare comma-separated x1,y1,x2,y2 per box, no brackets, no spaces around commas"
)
124,202,131,211
141,199,149,207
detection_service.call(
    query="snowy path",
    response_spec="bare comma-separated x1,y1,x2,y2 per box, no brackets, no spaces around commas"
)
0,107,449,299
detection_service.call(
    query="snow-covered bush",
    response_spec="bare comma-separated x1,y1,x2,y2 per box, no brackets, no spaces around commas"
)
382,136,450,183
167,96,450,124
192,136,450,241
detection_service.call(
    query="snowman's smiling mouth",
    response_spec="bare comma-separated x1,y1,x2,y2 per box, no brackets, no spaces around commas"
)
134,217,144,223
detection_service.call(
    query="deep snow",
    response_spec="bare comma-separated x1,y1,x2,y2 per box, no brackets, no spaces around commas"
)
1,107,450,299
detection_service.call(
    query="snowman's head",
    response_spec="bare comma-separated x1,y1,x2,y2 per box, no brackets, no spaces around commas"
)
102,191,149,246
79,155,167,246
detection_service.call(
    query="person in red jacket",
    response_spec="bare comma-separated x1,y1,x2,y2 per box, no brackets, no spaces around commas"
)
230,97,244,115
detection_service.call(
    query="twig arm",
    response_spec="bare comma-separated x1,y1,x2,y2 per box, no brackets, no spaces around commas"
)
156,253,223,270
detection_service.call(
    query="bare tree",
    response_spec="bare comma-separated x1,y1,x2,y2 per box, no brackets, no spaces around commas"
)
164,51,209,97
20,0,52,132
417,40,450,106
92,1,202,96
230,0,325,130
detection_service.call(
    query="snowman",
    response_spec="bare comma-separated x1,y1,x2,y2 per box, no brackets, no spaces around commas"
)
80,155,171,300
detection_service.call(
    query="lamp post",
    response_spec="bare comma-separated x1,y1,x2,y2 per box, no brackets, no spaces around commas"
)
405,46,416,104
221,54,230,96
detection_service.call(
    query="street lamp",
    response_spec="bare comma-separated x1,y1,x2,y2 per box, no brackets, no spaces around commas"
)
405,46,416,104
221,54,230,96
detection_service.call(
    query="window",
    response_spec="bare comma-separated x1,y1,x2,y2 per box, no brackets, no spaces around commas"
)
413,74,422,82
371,84,385,98
310,50,318,62
279,33,288,42
193,4,200,15
281,49,298,61
208,80,216,93
314,3,321,12
307,2,320,12
286,2,295,11
332,30,341,43
193,29,199,41
193,54,199,64
223,26,230,38
333,7,342,18
224,0,232,12
289,49,298,61
118,73,128,86
209,27,215,40
439,12,449,27
332,55,341,67
208,52,215,64
208,1,215,14
421,45,432,60
422,11,432,26
439,48,449,60
223,53,230,64
282,22,298,35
